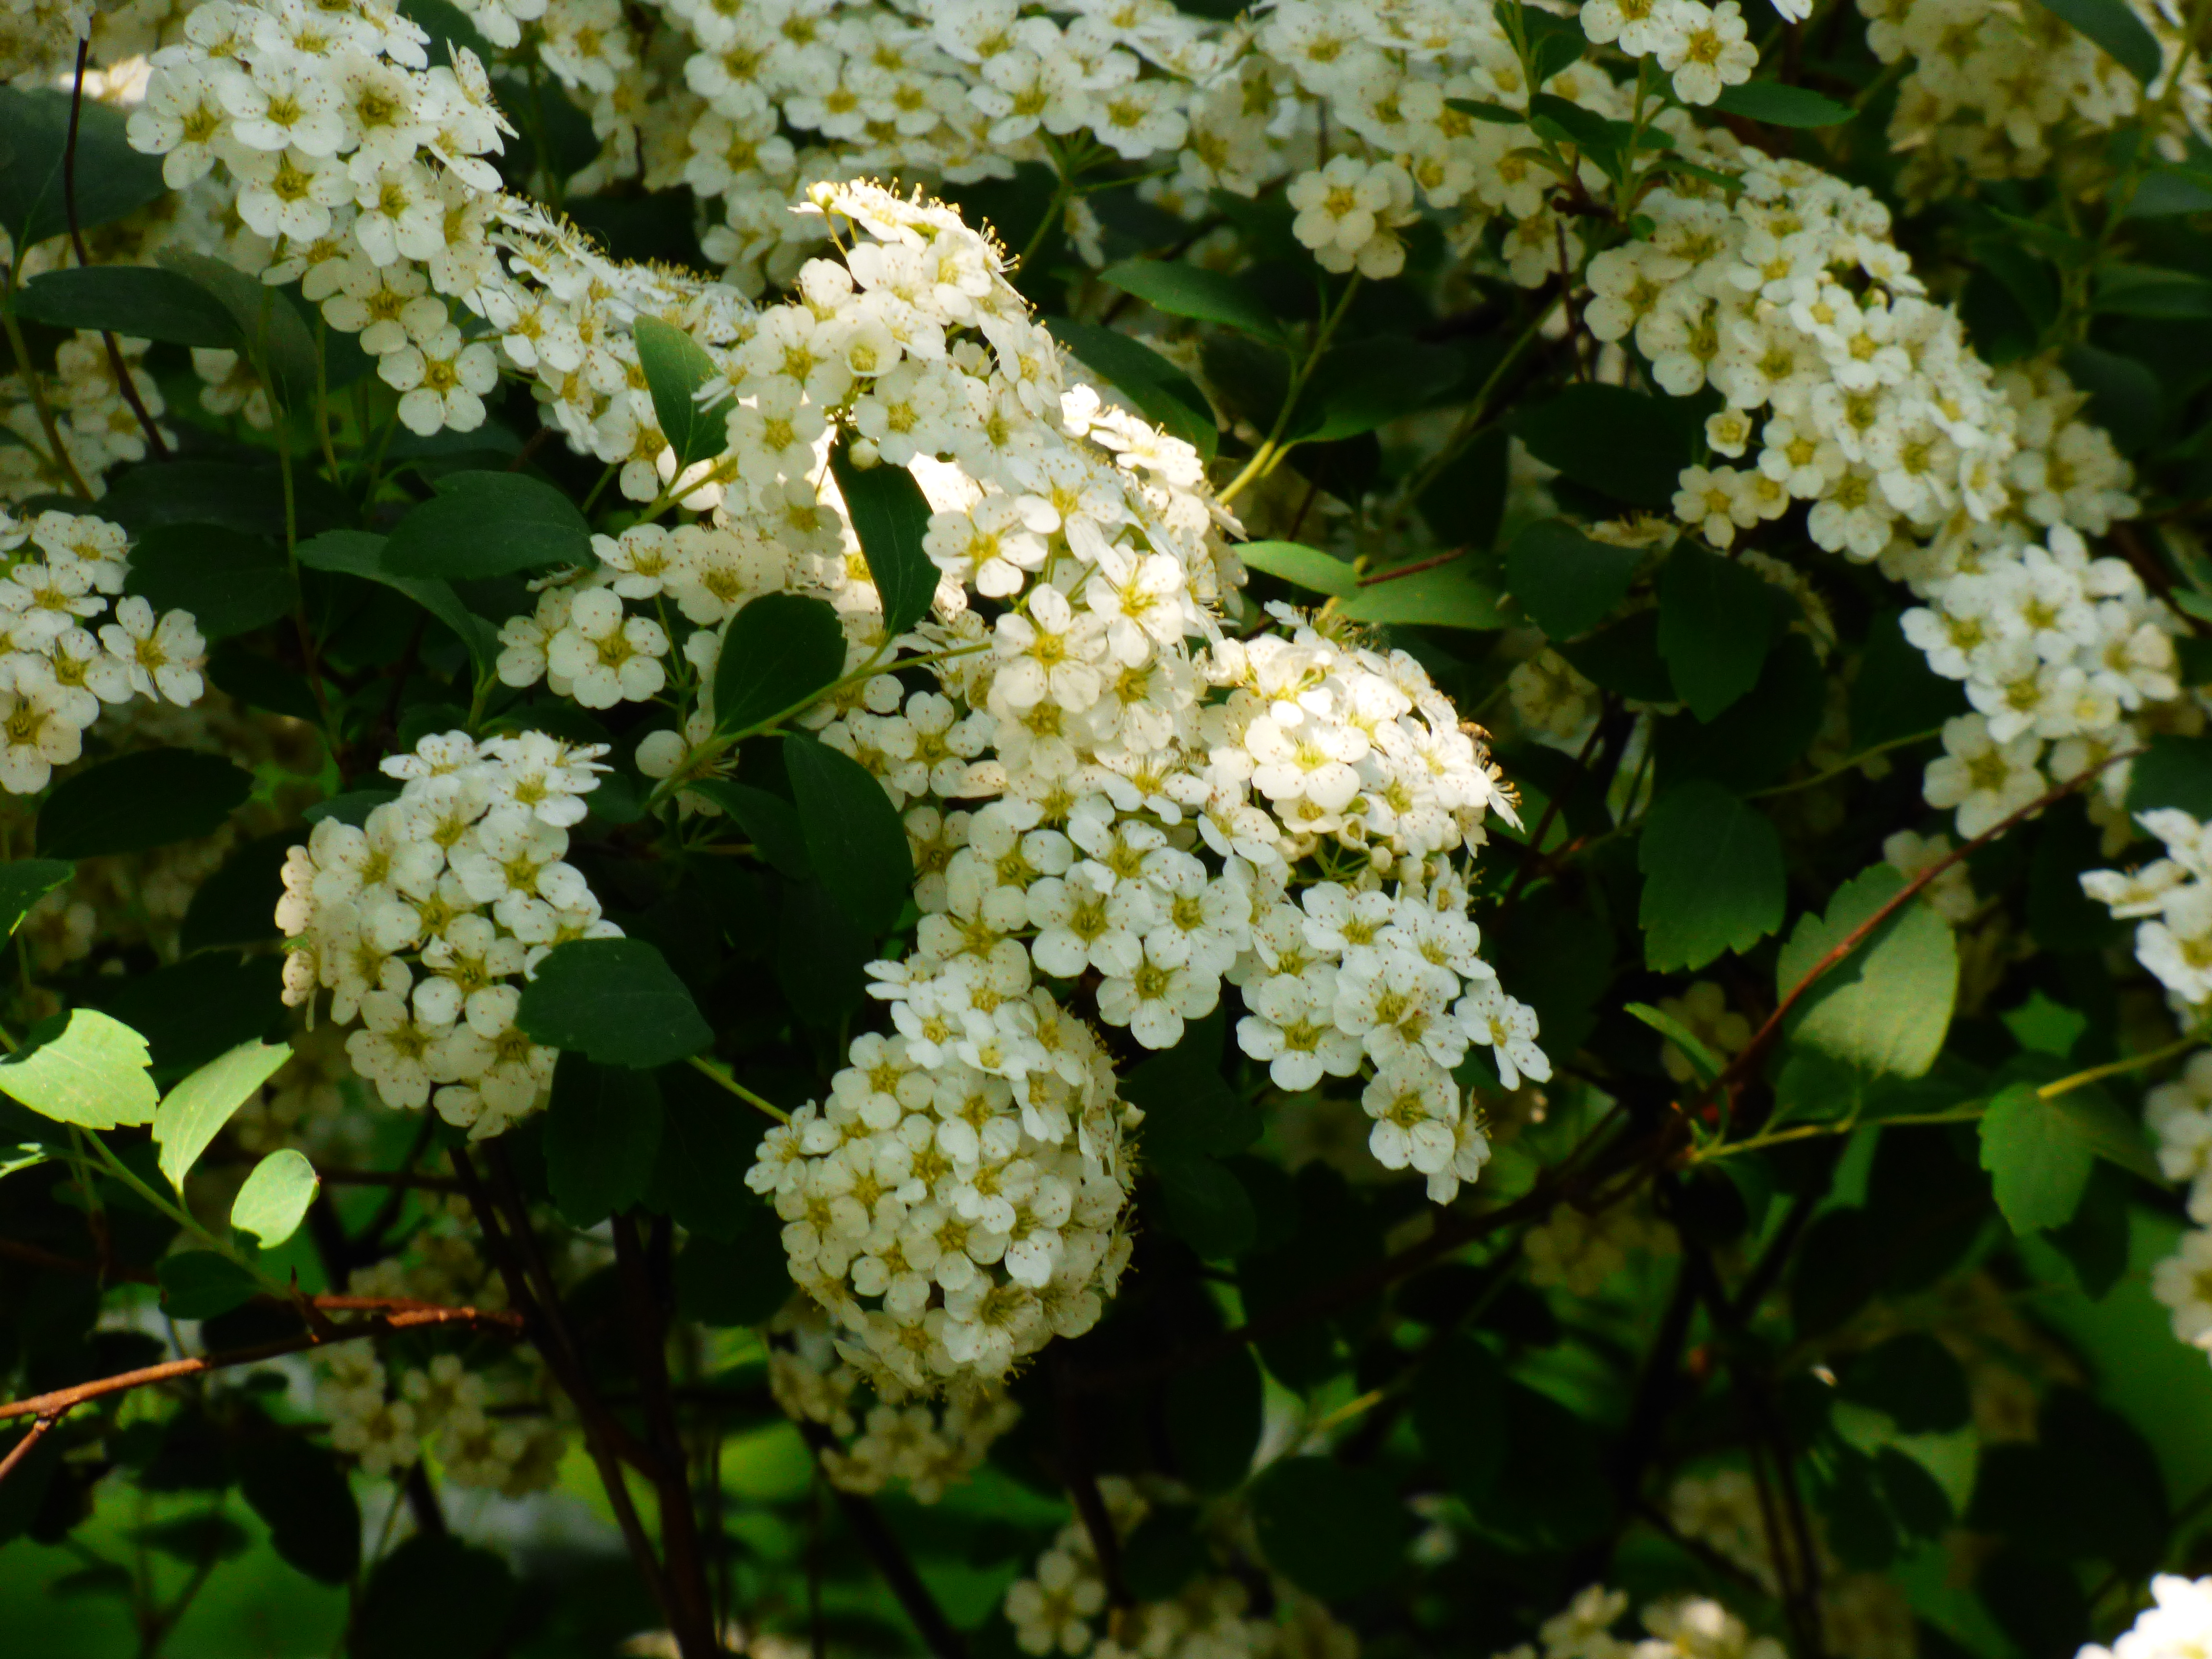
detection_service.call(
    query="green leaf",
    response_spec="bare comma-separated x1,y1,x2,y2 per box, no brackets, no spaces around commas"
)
782,737,914,937
1505,519,1644,639
38,748,251,859
1776,866,1958,1078
1527,91,1625,155
230,1148,318,1247
675,1203,789,1326
516,938,712,1068
1164,1351,1262,1493
1851,610,1965,749
1294,336,1468,442
2031,0,2163,82
354,1535,518,1659
154,250,321,410
1637,782,1785,971
1712,80,1854,126
830,444,938,637
1557,610,1673,701
631,314,733,471
1414,1335,1508,1502
1153,1154,1257,1260
296,529,500,677
13,266,236,349
237,1435,361,1586
2128,733,2212,817
1841,1333,1972,1433
1050,317,1217,459
543,1054,664,1226
646,1062,770,1242
1658,543,1776,721
0,859,71,936
1625,1002,1725,1083
1445,96,1528,124
1980,1081,2096,1232
713,592,847,733
0,1009,156,1129
93,457,349,539
687,779,812,879
1098,258,1284,342
156,1250,261,1319
381,471,593,579
1250,1459,1415,1598
1512,383,1695,507
1337,566,1504,629
153,1040,293,1191
1235,540,1358,599
0,87,166,252
2047,1085,2164,1182
2094,264,2212,319
125,524,295,640
181,832,295,954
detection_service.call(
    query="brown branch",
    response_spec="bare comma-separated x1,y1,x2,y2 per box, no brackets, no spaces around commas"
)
64,38,170,463
0,1302,519,1424
1356,548,1466,586
797,1422,968,1659
0,1412,63,1487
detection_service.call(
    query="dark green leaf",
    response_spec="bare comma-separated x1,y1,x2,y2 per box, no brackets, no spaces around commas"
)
1122,1510,1205,1601
134,1514,250,1562
1841,1334,1971,1433
125,524,295,640
830,444,938,637
1512,383,1695,506
354,1535,517,1659
1637,782,1785,971
1098,259,1283,341
0,859,70,936
1153,1154,1257,1260
296,529,499,677
1654,633,1826,792
38,749,249,859
1444,96,1527,124
1164,1351,1261,1494
647,1063,769,1242
237,1435,360,1585
381,471,593,579
781,737,913,937
180,833,291,955
1505,519,1644,639
155,251,320,410
2063,343,2163,454
80,955,285,1079
631,314,732,471
1250,1459,1414,1598
1712,80,1854,126
1236,540,1358,599
714,592,847,733
1337,566,1504,628
14,266,236,349
1777,866,1958,1078
675,1200,789,1326
1851,610,1964,748
302,789,400,828
94,458,348,539
2095,263,2212,318
1295,336,1467,442
1413,1334,1507,1502
156,1251,260,1320
1528,92,1623,153
775,879,870,1028
1556,610,1673,701
1659,543,1776,720
516,938,712,1069
1051,317,1217,459
543,1055,664,1226
0,88,165,252
687,779,812,879
2031,0,2163,83
2128,733,2212,817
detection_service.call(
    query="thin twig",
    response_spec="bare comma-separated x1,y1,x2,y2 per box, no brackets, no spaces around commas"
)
0,1412,64,1486
64,38,169,462
797,1421,968,1659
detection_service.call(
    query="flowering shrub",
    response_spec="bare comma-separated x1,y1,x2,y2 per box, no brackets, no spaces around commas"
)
9,0,2212,1653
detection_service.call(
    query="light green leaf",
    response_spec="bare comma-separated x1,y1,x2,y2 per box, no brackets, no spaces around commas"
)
1098,259,1284,342
381,471,594,579
713,592,847,733
632,315,733,471
1235,541,1358,600
830,444,939,637
1337,567,1504,629
1637,782,1785,971
0,1009,158,1130
230,1148,319,1248
1980,1082,2096,1232
154,1040,293,1192
1776,866,1958,1079
783,736,914,937
0,859,71,936
1712,80,1854,127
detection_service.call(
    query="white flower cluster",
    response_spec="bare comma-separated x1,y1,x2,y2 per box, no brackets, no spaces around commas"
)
2082,810,2212,1008
1491,1584,1784,1659
1857,0,2209,197
2141,1055,2212,1358
1003,1478,1280,1659
1524,1194,1677,1295
0,328,173,505
766,1301,1017,1503
0,508,205,794
318,1348,567,1495
1579,0,1761,108
274,729,618,1137
2080,1574,2212,1659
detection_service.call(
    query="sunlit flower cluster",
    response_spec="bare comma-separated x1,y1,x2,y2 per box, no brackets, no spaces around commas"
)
274,729,618,1137
0,507,204,794
2079,1573,2212,1659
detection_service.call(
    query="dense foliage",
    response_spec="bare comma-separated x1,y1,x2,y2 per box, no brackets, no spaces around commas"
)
12,0,2212,1654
